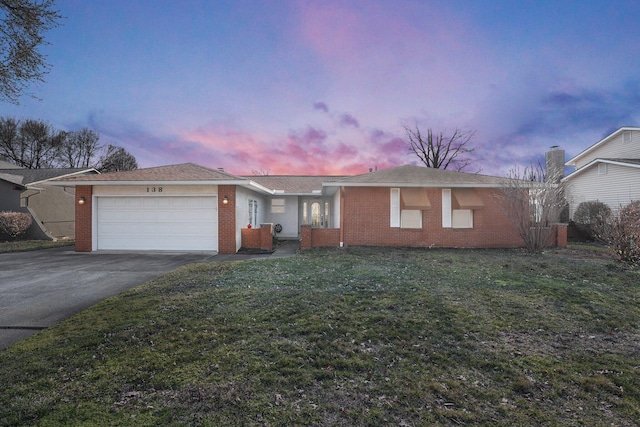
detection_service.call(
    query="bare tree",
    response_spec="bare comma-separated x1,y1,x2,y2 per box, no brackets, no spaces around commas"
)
494,164,566,254
0,117,64,168
404,125,478,172
97,144,138,172
57,127,101,168
0,118,139,171
251,168,270,176
0,0,63,104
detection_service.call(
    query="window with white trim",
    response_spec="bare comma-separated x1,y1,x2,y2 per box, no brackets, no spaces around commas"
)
443,189,478,228
249,199,258,227
529,189,544,223
302,201,308,224
391,188,425,229
623,130,632,144
271,198,285,213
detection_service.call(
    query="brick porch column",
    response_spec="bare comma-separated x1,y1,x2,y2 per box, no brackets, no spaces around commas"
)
218,186,236,254
75,185,92,252
555,223,568,248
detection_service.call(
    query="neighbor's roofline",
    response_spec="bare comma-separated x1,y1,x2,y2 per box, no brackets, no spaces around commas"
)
28,168,98,187
562,158,640,182
565,127,640,166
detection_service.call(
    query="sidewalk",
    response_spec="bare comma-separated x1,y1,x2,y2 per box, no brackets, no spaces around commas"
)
215,239,299,261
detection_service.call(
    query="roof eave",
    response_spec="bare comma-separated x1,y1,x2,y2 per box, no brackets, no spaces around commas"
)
322,182,509,188
240,180,276,195
48,179,252,187
562,158,640,182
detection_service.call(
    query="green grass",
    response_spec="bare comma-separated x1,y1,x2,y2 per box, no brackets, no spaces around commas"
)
1,247,639,426
0,239,74,253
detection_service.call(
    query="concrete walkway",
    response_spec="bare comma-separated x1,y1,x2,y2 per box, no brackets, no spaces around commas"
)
0,240,299,350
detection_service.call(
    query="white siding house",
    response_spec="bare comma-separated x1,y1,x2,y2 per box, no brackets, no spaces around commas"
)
564,127,640,217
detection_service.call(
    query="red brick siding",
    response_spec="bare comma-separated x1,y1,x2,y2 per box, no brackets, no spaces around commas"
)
341,187,525,248
75,186,92,252
218,185,236,254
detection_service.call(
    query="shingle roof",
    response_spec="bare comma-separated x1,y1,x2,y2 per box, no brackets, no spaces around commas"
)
325,164,511,187
0,172,24,186
49,163,516,190
245,175,345,194
57,163,244,182
0,167,95,185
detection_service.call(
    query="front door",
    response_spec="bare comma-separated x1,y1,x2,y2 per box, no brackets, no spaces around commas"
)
302,199,330,228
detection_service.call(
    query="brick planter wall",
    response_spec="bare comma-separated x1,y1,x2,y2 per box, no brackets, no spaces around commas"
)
241,228,261,248
300,225,340,249
241,223,273,251
259,223,273,251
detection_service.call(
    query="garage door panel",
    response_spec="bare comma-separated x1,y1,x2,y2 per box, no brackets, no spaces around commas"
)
97,196,218,251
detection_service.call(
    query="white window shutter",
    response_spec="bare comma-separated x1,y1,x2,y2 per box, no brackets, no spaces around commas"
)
390,188,400,227
442,189,452,228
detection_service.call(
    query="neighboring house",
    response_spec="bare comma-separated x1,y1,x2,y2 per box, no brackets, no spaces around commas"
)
0,161,98,239
563,127,640,218
55,162,566,253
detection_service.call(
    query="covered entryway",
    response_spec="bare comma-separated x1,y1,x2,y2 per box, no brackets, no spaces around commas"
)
96,196,218,251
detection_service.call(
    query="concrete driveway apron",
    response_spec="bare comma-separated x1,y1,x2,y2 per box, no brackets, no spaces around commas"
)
0,247,215,350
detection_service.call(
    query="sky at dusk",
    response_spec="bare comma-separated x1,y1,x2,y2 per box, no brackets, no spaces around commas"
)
2,0,640,176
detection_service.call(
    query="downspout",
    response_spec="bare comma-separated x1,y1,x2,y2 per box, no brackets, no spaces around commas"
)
339,186,345,247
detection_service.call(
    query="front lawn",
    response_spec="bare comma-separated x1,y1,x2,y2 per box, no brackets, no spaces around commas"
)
0,247,638,426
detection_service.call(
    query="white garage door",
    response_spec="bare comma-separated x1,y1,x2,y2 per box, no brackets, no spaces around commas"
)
96,196,218,251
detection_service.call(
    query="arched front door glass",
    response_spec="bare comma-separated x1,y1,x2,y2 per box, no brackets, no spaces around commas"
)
311,202,321,227
302,199,330,228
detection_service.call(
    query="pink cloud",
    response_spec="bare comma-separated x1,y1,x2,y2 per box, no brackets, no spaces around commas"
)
177,120,411,176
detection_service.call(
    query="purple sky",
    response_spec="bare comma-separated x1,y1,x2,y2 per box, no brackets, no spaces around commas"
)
2,0,640,175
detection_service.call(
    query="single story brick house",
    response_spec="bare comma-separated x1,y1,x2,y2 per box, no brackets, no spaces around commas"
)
54,163,566,253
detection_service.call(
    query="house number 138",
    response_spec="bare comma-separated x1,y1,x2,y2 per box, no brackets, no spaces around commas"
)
146,187,163,193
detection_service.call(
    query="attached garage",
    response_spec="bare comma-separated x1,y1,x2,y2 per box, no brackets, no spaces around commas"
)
53,163,272,253
96,196,218,251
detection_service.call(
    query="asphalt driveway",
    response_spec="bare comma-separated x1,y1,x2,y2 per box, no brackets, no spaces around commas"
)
0,247,216,350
